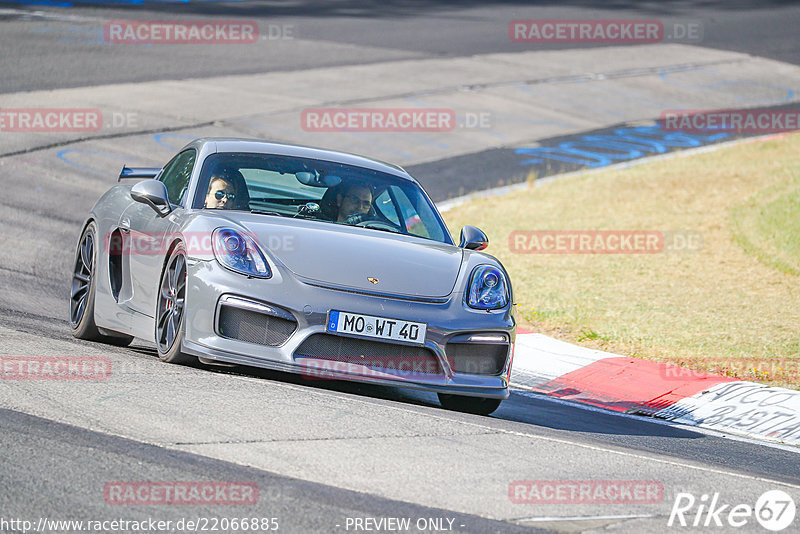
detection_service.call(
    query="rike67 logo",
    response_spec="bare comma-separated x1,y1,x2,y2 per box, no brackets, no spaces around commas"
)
668,490,796,531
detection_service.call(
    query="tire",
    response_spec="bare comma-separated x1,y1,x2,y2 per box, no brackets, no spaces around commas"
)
69,221,134,347
438,393,502,416
155,243,194,364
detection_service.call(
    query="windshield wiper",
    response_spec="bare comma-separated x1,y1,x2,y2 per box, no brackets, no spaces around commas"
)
359,225,402,235
250,209,284,217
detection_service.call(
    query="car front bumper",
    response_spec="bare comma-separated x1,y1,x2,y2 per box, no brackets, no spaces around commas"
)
182,258,516,399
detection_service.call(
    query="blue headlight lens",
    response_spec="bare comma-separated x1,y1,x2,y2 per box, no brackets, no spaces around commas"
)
212,228,270,278
467,265,508,310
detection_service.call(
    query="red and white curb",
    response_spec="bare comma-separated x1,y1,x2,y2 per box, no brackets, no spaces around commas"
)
511,331,800,446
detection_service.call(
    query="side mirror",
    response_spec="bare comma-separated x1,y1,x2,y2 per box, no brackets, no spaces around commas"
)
130,180,172,217
459,225,488,251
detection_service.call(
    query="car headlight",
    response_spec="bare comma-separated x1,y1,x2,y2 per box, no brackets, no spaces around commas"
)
466,265,508,310
212,228,271,278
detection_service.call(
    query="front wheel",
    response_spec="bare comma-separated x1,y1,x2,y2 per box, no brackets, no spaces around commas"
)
155,243,194,364
438,393,502,416
69,221,134,346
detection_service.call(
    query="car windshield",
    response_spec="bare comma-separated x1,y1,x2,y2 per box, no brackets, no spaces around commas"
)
193,152,451,244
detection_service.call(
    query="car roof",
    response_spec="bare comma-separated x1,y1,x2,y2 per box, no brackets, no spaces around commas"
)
184,138,415,183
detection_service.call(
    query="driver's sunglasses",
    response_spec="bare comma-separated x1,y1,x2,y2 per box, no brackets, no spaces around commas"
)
346,194,371,209
214,190,236,201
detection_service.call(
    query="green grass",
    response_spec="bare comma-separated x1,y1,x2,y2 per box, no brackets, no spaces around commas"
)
442,133,800,388
731,176,800,277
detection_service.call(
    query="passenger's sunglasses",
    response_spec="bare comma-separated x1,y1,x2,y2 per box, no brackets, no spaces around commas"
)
214,191,236,201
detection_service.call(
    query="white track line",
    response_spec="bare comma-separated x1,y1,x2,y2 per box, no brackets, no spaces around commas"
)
206,372,800,489
516,514,654,522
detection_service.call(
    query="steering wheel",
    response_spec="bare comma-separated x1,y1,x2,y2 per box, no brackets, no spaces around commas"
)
355,218,401,232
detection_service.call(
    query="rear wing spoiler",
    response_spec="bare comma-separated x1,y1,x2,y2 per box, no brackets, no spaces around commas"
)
118,165,162,181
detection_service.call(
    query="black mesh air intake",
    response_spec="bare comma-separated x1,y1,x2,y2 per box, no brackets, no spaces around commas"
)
294,334,443,376
445,343,508,375
218,305,296,346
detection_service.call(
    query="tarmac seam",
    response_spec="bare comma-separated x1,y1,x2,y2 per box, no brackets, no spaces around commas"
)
0,58,744,160
169,430,500,446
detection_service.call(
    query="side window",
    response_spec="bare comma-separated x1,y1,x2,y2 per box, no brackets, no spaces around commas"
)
159,150,196,206
374,185,434,239
373,189,400,225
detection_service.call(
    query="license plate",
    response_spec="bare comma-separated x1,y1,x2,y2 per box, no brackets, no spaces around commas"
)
327,311,427,345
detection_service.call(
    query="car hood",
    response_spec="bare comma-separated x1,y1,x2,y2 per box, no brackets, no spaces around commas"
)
238,217,463,298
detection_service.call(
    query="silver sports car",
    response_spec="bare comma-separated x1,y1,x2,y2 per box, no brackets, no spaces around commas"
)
70,138,516,415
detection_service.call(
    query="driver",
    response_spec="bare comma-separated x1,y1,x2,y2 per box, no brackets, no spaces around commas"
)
204,175,237,210
335,184,373,223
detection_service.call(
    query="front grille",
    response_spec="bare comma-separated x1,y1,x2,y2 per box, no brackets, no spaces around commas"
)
294,334,443,376
446,343,508,375
218,305,296,346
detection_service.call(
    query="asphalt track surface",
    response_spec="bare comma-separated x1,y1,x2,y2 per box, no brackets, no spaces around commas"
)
2,2,800,533
1,0,800,93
